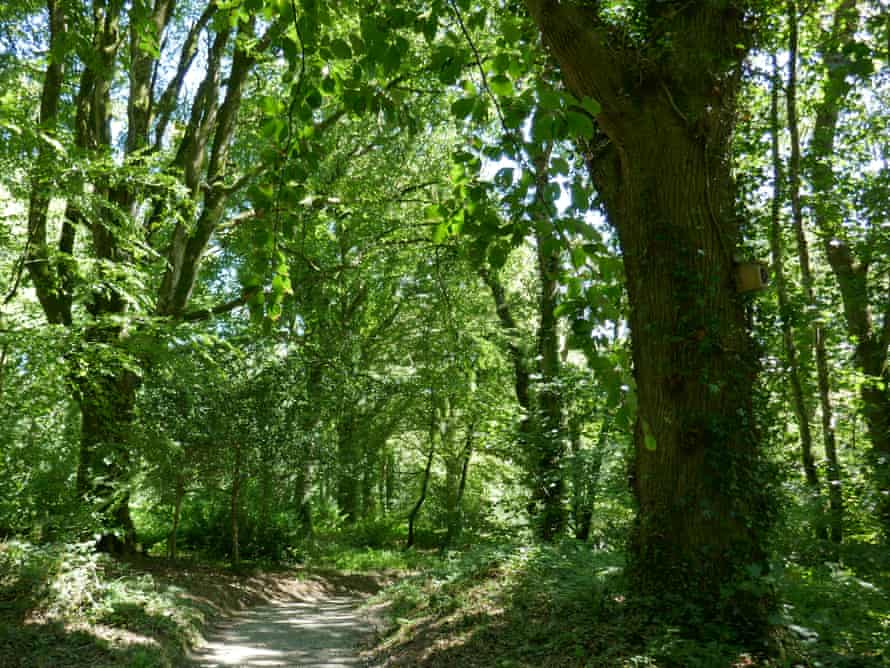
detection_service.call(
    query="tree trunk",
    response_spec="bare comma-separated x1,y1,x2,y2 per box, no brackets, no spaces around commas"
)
75,358,140,555
362,446,378,521
336,413,361,524
569,415,603,542
767,55,826,538
530,153,567,541
384,447,396,513
479,267,533,442
785,6,843,543
525,1,774,630
442,425,474,551
294,464,314,538
231,443,243,567
803,0,889,535
407,403,437,550
609,105,768,628
168,476,185,560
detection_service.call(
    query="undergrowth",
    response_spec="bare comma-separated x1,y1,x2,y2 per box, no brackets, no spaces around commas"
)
0,540,288,667
367,540,890,667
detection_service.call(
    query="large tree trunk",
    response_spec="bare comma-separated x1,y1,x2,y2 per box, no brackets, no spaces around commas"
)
602,99,769,628
525,0,774,630
74,356,140,555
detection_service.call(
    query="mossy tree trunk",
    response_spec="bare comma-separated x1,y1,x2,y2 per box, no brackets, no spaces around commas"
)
524,0,774,630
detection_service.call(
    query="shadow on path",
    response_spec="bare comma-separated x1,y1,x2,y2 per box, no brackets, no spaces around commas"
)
191,596,370,667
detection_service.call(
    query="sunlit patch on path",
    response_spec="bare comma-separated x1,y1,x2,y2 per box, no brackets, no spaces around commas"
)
192,596,371,667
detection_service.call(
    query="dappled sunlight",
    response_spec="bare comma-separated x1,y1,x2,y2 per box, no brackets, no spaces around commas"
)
192,596,371,667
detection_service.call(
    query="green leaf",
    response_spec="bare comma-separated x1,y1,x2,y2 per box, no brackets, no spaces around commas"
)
305,88,323,109
330,38,352,59
489,74,513,97
566,111,594,138
580,96,601,116
451,96,476,119
494,167,514,188
424,204,446,224
432,221,449,244
492,53,510,73
532,112,555,141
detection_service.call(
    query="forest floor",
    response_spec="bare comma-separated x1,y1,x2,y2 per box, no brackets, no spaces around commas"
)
2,538,888,667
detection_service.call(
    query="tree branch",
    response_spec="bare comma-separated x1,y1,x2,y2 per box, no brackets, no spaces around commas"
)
153,2,217,150
180,288,259,322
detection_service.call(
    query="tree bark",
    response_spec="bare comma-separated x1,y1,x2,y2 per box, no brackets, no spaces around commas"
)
407,399,437,550
74,353,140,554
525,1,774,630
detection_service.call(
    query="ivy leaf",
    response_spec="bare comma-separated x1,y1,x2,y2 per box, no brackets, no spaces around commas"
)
642,419,657,451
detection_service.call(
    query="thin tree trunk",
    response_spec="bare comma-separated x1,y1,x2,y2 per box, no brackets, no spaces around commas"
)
168,476,185,560
294,464,314,538
442,424,474,551
786,3,843,543
231,443,243,567
531,151,567,542
384,448,396,513
802,0,889,534
407,401,437,550
336,413,360,524
768,54,826,538
570,415,604,542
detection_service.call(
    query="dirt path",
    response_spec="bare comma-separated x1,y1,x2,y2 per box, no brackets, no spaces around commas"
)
191,593,373,667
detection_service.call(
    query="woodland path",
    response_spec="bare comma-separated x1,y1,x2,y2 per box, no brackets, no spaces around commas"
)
190,591,374,667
